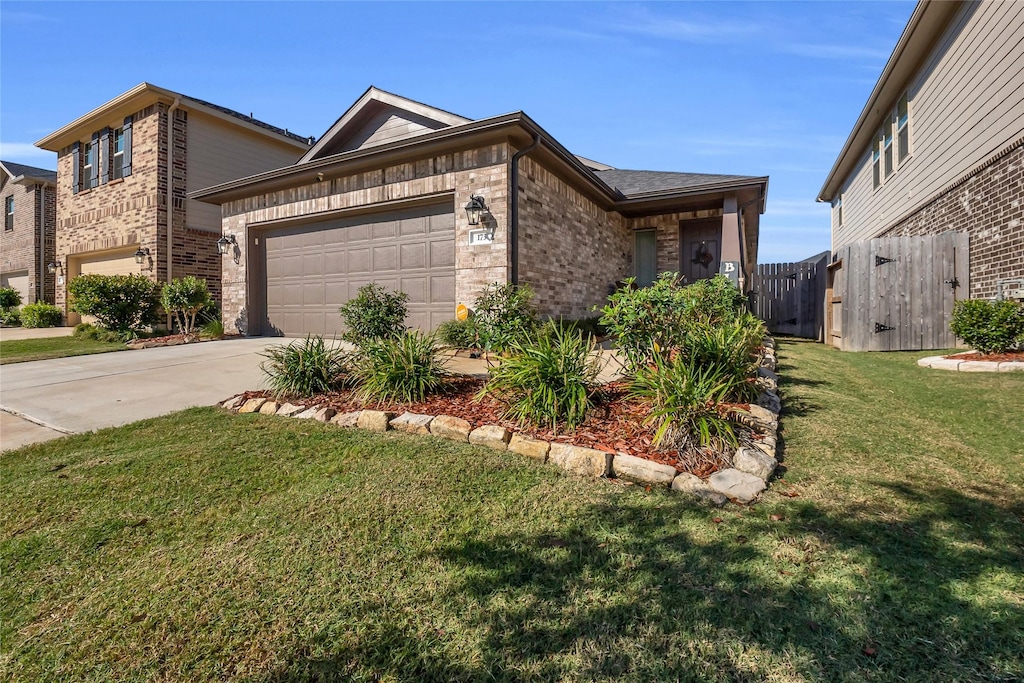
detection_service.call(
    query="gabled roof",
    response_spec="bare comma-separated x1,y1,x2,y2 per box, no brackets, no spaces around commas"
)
595,169,764,198
300,86,472,163
0,160,57,185
817,0,961,201
35,82,312,152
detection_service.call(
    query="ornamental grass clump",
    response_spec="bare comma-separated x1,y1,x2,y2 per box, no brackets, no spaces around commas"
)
479,322,601,432
353,330,450,404
629,354,744,452
260,335,352,399
681,311,766,401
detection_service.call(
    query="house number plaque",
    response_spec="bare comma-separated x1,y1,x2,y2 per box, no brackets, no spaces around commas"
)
468,229,494,245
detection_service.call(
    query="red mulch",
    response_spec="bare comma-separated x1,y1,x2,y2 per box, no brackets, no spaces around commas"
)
943,350,1024,362
237,379,758,477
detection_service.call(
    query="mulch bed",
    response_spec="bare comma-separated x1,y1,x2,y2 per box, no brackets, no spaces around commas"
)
942,350,1024,362
237,378,757,477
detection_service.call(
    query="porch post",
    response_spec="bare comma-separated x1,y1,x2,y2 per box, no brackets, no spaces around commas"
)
721,193,743,286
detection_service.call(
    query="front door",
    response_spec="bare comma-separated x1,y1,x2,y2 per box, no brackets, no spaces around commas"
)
680,218,721,284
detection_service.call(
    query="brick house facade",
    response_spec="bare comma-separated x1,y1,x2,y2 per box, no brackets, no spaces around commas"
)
0,161,57,305
193,88,768,336
35,83,311,325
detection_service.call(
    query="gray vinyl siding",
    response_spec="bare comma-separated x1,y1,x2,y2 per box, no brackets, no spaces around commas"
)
339,109,449,153
833,0,1024,249
186,111,305,233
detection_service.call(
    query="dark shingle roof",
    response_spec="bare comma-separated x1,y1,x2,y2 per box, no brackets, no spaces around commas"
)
594,168,762,197
183,94,313,145
1,160,57,182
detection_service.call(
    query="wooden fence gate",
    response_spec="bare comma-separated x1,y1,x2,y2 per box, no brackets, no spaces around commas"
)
751,252,829,340
826,232,969,351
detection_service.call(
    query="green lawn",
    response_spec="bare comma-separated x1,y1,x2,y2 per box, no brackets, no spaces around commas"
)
1,340,1021,681
0,335,125,364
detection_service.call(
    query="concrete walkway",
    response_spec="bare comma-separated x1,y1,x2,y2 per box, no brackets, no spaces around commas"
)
0,326,75,342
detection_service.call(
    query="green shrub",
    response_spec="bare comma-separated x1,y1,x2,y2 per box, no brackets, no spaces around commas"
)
630,354,744,451
950,299,1024,355
472,282,538,353
339,283,409,344
353,331,449,404
681,312,765,400
73,323,121,343
680,274,749,326
436,318,478,349
260,335,352,399
0,286,22,310
479,323,600,432
0,308,21,326
598,273,690,373
67,274,161,333
20,302,63,328
160,276,212,336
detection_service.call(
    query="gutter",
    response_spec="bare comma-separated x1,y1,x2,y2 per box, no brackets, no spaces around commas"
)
38,184,46,303
509,133,540,285
166,97,180,294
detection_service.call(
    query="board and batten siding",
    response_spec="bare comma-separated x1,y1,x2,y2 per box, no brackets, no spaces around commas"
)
833,0,1024,248
341,109,449,153
185,110,305,233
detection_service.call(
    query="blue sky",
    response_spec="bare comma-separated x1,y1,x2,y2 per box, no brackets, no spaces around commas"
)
0,1,915,262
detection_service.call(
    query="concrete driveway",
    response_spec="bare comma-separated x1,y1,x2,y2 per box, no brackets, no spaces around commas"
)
1,337,278,451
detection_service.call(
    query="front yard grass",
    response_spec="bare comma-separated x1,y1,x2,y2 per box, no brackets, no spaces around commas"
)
1,339,1021,681
0,335,125,364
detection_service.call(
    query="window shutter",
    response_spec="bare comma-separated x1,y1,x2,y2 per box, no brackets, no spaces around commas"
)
122,116,133,177
89,133,100,188
100,128,111,184
72,142,81,194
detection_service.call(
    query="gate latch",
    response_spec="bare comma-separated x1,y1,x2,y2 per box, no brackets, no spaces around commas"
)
944,278,960,290
874,323,895,333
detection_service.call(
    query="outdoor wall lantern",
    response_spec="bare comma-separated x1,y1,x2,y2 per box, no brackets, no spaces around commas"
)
217,234,240,264
47,262,60,275
134,247,151,265
464,195,487,226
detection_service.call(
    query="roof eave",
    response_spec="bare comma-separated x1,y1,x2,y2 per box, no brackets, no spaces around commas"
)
614,176,769,213
817,0,961,201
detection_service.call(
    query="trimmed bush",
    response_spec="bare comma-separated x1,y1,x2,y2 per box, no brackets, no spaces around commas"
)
680,274,749,326
950,299,1024,354
339,283,409,344
0,309,21,326
0,286,22,310
160,276,212,336
472,282,538,354
479,323,600,432
598,273,690,373
629,354,744,451
354,331,449,404
67,274,161,333
260,335,352,399
20,303,63,328
436,318,478,349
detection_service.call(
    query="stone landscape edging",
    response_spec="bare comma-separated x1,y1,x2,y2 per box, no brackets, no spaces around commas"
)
917,355,1024,372
217,336,784,506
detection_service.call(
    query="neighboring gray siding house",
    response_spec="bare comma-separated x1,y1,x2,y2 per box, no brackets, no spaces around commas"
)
0,161,57,304
818,0,1024,302
192,87,769,337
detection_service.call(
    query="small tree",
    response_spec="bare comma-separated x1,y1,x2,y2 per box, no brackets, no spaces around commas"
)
67,274,161,333
161,276,213,336
339,283,409,344
0,286,22,311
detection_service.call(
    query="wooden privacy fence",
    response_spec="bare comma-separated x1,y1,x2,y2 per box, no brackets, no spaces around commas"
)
751,252,829,340
826,232,969,351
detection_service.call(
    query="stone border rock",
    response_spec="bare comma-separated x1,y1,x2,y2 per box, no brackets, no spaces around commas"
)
216,337,784,506
918,355,1024,372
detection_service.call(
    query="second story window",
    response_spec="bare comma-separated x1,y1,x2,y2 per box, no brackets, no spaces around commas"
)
883,120,894,179
872,91,912,191
872,131,882,189
832,195,843,229
82,142,95,190
897,93,910,162
71,115,133,194
4,196,13,231
112,128,125,180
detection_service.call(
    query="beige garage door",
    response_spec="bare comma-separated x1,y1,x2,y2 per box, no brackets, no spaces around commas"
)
78,250,139,277
261,202,456,336
1,271,30,303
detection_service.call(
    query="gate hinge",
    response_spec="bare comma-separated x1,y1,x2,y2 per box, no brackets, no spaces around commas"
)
874,322,895,333
786,272,798,280
783,317,798,325
875,255,896,266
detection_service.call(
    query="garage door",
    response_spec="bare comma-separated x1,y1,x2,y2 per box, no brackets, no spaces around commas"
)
79,250,139,277
1,270,30,303
262,202,456,336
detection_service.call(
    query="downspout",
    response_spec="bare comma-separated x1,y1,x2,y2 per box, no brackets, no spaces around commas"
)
509,133,540,285
37,184,45,303
166,97,180,328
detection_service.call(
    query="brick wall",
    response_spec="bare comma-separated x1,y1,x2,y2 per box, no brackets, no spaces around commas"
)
516,156,631,319
219,144,511,335
882,138,1024,299
1,182,38,302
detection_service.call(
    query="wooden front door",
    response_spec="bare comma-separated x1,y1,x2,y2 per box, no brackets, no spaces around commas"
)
679,218,721,284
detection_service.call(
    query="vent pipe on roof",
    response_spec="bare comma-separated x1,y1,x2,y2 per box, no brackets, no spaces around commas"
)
509,133,540,286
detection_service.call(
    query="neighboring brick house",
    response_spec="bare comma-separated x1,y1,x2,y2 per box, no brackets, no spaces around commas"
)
0,161,57,305
191,87,768,336
34,83,312,324
818,0,1024,303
